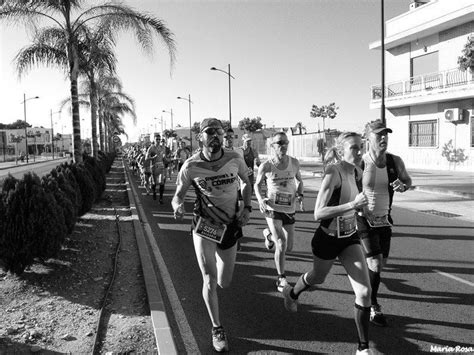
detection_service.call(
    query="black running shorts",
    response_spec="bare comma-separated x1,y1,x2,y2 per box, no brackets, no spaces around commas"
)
311,226,361,260
356,214,392,258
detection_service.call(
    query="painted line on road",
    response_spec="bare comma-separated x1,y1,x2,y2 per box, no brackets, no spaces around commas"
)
433,270,474,287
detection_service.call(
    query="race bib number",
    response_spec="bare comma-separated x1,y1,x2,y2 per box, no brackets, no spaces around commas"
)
195,217,227,244
367,215,392,228
336,215,357,238
274,192,292,206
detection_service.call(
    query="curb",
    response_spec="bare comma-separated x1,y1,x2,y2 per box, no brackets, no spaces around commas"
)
413,186,474,200
121,159,178,355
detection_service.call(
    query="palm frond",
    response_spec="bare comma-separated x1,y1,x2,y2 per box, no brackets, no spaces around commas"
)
15,43,68,78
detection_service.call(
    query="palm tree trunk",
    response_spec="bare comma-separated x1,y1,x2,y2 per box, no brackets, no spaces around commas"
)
70,75,82,163
89,79,99,158
98,102,104,152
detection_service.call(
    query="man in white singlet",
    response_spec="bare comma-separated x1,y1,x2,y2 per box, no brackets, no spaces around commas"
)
254,132,304,292
172,118,252,353
357,119,412,327
145,134,167,203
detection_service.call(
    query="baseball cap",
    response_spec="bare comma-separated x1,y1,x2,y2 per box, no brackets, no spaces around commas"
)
367,120,393,134
242,134,252,142
200,118,223,132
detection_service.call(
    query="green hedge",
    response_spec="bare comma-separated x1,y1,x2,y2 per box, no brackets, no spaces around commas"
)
0,152,115,275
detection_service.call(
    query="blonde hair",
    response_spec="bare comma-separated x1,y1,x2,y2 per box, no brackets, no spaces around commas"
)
323,131,361,166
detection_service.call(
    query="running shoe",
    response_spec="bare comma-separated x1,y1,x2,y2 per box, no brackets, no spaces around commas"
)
263,228,274,250
212,326,229,353
282,284,298,312
370,304,387,327
276,276,288,293
356,348,374,355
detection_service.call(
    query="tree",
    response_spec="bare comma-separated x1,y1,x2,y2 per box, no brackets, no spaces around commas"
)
238,117,263,133
0,120,31,130
310,102,339,132
1,0,176,163
292,122,306,135
458,35,474,72
162,129,177,139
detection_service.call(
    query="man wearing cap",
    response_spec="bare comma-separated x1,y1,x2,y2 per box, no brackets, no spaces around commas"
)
146,134,167,203
172,118,252,352
241,133,261,190
255,131,304,292
357,119,412,327
223,128,243,156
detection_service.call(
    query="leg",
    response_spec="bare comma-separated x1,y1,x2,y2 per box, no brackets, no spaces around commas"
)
339,243,371,351
265,217,287,276
215,243,238,289
193,233,221,328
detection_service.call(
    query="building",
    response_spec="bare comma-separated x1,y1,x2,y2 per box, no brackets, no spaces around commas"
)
369,0,473,171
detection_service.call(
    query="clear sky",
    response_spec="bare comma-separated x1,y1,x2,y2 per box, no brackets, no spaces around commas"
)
0,0,412,142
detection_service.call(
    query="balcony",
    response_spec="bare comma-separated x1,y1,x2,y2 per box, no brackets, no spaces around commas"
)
370,68,474,109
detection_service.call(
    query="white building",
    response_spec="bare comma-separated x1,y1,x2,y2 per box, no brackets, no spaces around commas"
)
369,0,473,171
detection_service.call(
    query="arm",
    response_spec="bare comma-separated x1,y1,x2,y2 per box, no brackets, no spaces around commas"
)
254,161,271,213
253,148,261,167
392,155,412,192
171,163,191,219
293,159,304,210
237,158,252,226
314,165,367,221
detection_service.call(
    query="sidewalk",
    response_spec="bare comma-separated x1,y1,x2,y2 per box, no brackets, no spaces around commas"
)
297,158,473,200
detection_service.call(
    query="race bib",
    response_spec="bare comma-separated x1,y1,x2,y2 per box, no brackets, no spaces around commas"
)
195,217,227,244
367,215,392,228
274,192,292,206
336,215,357,238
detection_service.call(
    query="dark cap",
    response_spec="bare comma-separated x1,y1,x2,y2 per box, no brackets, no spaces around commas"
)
367,120,393,134
200,118,223,132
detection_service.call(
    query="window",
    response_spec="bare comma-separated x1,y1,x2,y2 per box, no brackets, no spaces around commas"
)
409,120,437,147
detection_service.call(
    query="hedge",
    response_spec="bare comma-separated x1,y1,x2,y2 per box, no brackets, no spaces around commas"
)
0,152,115,275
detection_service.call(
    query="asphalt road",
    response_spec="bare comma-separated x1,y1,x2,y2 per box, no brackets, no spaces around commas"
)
131,170,473,354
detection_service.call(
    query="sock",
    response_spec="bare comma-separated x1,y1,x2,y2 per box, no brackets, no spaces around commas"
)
369,270,381,306
354,303,370,350
212,325,223,331
291,273,311,299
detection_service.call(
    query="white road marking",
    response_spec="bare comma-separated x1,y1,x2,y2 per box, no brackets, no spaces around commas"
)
433,270,474,287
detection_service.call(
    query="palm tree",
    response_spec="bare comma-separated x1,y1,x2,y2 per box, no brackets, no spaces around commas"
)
1,0,176,162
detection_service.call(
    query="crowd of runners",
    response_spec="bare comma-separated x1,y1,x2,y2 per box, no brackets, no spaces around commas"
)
125,118,411,355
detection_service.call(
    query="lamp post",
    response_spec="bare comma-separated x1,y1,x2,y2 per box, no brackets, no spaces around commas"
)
210,64,234,126
50,109,61,159
162,109,174,130
381,0,386,124
22,93,39,163
177,95,193,151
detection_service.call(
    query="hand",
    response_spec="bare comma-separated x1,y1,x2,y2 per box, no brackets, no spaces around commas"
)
391,178,407,193
174,204,184,220
237,209,250,227
258,198,269,213
352,192,368,210
296,195,305,212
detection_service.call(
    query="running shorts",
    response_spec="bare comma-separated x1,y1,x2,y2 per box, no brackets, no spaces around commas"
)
264,210,296,225
356,214,392,258
311,226,361,260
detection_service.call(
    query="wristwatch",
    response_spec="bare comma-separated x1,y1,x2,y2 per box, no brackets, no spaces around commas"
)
244,205,252,212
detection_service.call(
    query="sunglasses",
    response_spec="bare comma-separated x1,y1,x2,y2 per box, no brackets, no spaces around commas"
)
272,140,289,146
203,127,224,135
224,135,234,139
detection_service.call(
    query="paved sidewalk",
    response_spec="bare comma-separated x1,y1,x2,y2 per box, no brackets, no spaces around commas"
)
297,158,473,200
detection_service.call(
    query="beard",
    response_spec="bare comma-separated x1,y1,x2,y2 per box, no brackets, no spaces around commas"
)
207,139,222,153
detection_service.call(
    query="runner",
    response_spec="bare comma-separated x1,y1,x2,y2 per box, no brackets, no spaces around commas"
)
145,134,167,203
282,131,373,355
254,131,304,292
174,140,191,172
172,118,252,353
241,133,260,190
357,120,412,327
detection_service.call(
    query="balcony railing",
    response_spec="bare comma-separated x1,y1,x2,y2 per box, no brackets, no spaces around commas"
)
371,68,474,100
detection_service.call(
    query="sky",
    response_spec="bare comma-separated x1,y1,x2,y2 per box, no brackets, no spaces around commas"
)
0,0,413,143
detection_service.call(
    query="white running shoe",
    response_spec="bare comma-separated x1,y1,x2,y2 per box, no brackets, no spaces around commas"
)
212,326,229,353
276,276,288,293
356,348,374,355
282,284,298,312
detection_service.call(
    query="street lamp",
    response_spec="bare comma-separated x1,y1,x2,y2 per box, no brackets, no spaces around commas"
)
22,93,39,163
162,109,174,130
210,64,235,126
381,0,386,124
50,109,61,160
177,95,193,151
